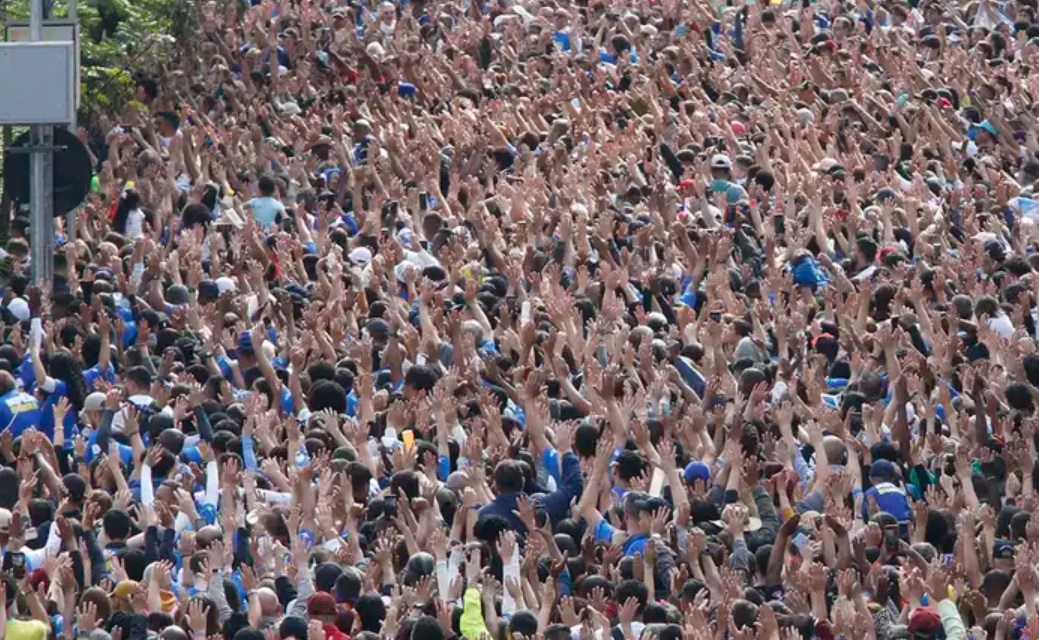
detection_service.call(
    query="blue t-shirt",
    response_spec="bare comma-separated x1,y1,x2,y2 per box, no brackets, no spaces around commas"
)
244,196,285,228
84,428,133,465
17,353,34,391
83,363,116,389
594,519,651,556
709,179,749,204
39,379,77,441
0,389,42,437
863,481,912,523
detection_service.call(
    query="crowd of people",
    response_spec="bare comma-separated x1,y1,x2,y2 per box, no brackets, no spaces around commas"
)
1,0,1039,638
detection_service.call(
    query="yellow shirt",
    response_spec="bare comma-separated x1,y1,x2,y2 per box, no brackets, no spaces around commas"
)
6,618,47,640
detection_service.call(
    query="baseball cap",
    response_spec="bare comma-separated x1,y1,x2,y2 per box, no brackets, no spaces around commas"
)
869,459,898,481
238,331,254,354
907,608,942,633
166,284,191,306
710,154,732,170
80,392,106,417
307,592,339,617
349,247,373,266
110,580,139,600
983,239,1006,262
7,298,29,322
215,276,237,294
992,539,1015,560
683,461,711,484
197,279,221,302
969,119,999,139
28,568,49,593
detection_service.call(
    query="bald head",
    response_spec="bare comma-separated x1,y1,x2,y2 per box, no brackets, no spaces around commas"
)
822,435,846,465
195,525,223,549
159,627,189,640
257,587,280,616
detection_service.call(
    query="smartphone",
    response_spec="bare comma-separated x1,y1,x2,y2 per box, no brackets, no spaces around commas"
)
773,214,785,236
384,495,398,519
883,525,900,552
791,531,809,554
709,310,722,323
402,430,415,453
3,551,26,579
873,154,890,172
419,192,429,212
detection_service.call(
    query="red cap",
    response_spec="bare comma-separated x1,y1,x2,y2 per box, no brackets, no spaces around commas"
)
908,608,942,632
308,592,340,617
29,568,49,593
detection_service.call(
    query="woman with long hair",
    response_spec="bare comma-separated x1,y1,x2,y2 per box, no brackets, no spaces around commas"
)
112,189,148,239
30,344,89,441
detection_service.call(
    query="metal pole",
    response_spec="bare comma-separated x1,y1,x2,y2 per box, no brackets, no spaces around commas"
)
64,0,77,242
29,0,41,39
29,0,53,286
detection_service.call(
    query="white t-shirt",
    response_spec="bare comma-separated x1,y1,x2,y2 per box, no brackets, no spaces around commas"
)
988,314,1016,338
125,208,146,239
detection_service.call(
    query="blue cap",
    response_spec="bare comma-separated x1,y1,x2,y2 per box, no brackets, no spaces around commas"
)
968,119,998,140
869,458,898,481
683,461,711,484
238,331,254,354
791,256,827,288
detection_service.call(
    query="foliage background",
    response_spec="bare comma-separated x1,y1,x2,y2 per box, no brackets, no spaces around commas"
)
0,0,203,228
2,0,202,122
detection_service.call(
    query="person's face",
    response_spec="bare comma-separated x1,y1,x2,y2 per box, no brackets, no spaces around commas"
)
633,511,652,535
86,409,103,428
155,117,173,138
156,483,175,505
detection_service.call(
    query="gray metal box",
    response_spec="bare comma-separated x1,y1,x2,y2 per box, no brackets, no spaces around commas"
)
0,41,75,125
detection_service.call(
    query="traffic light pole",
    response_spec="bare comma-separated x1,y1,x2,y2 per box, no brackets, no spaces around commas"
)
29,0,54,286
64,0,76,242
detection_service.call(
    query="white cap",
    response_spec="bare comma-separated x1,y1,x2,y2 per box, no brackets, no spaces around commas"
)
349,247,373,266
366,41,385,58
397,228,417,251
216,277,237,294
395,261,414,283
7,298,29,322
710,154,732,170
81,392,106,415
